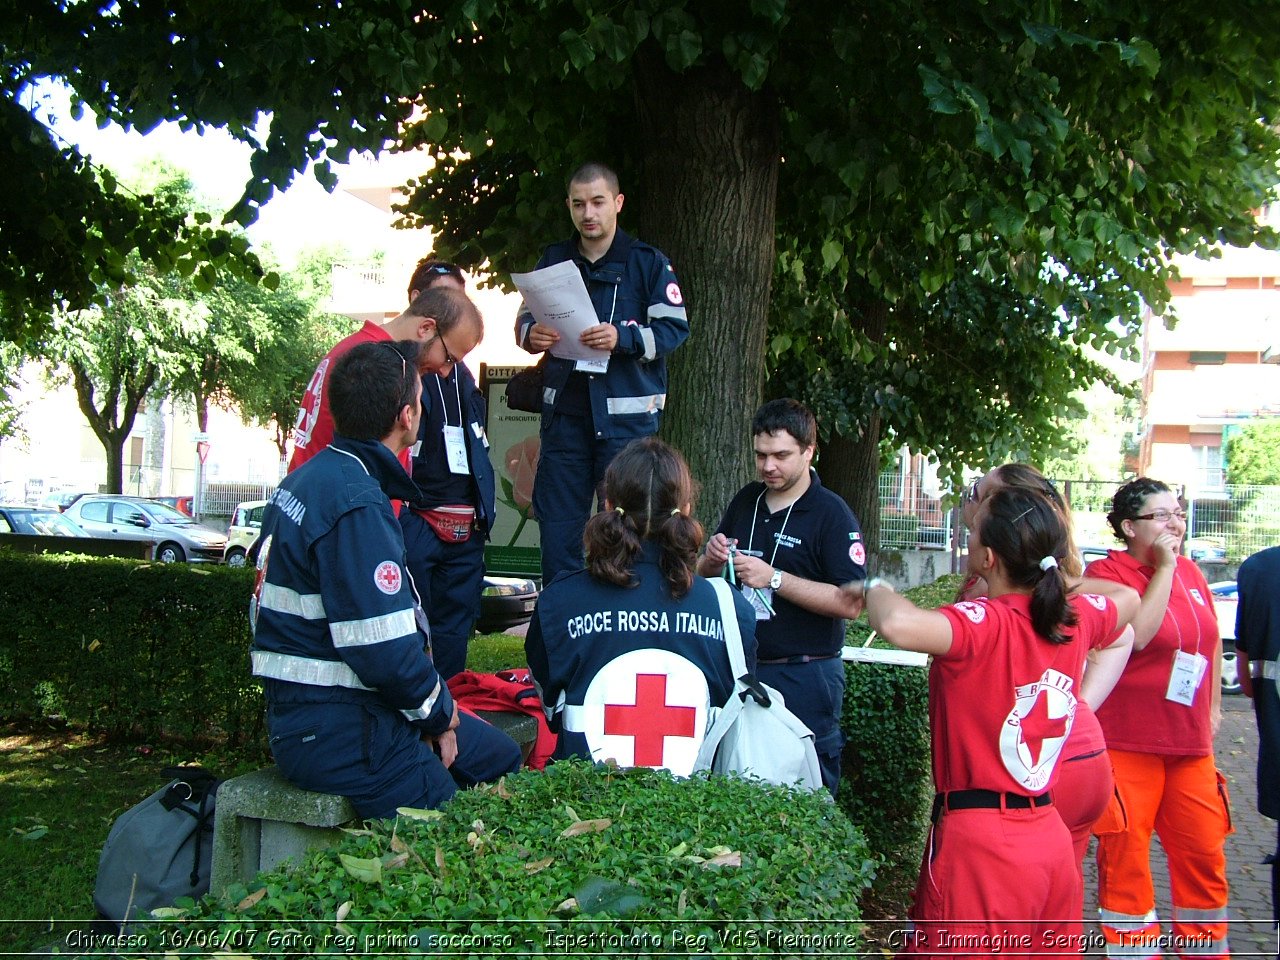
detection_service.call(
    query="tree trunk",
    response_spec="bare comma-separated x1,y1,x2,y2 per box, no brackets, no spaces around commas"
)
631,53,780,527
71,362,157,495
816,298,890,555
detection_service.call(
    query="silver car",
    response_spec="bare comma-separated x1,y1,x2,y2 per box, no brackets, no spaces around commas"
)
64,495,228,563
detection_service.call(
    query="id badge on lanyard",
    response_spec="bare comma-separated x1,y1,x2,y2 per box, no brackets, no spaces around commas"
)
443,425,469,475
746,585,774,621
1165,650,1208,706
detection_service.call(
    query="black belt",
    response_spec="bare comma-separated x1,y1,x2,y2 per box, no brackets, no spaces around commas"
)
932,789,1052,822
758,652,840,665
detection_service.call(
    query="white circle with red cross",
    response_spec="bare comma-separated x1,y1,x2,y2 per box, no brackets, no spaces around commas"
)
999,668,1078,792
373,560,403,595
577,649,709,775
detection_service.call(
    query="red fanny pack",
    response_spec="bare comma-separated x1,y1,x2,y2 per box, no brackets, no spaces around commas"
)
415,505,475,542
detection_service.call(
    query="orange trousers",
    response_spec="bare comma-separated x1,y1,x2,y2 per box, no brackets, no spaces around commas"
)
1096,750,1231,958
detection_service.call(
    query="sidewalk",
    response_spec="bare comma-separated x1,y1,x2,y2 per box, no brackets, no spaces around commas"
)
1082,694,1278,956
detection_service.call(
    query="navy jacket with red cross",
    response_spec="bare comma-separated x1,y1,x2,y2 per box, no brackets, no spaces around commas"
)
250,436,454,736
524,546,757,773
514,229,689,439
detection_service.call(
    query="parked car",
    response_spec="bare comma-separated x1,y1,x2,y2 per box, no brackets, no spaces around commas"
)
224,499,267,567
64,495,228,563
0,505,90,537
40,490,91,513
1210,581,1240,695
476,575,540,633
150,495,195,517
1186,536,1228,563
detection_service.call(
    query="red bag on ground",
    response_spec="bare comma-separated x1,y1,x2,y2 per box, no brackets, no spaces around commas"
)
447,669,557,770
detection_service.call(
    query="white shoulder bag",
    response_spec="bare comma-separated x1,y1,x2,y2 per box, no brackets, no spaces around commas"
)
694,578,825,792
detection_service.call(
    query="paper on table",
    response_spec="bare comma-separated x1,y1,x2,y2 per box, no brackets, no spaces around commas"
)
512,260,610,363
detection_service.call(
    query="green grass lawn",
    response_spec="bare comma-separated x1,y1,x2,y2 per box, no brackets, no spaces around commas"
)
0,633,529,953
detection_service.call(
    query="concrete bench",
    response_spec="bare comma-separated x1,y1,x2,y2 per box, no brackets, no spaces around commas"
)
209,710,540,897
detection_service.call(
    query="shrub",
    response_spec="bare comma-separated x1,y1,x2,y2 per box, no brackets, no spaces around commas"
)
0,549,262,746
838,574,963,892
148,761,876,956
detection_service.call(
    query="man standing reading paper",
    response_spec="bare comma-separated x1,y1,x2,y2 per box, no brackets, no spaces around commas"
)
515,162,689,585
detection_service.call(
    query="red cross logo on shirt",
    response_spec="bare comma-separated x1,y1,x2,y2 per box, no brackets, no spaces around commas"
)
1020,689,1069,767
603,674,697,767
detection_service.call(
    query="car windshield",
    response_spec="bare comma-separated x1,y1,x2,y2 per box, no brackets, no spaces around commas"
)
11,510,83,536
145,502,193,524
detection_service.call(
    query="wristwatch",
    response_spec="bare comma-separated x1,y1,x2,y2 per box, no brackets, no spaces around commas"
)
769,569,784,590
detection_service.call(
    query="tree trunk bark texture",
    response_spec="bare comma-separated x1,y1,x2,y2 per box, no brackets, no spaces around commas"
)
631,53,780,528
817,298,890,556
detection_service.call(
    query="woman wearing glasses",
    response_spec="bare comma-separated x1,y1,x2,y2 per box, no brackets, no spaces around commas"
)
1086,477,1231,957
960,466,1135,884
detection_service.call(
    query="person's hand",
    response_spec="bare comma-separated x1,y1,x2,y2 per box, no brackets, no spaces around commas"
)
704,533,732,567
528,322,560,351
1152,532,1180,570
448,702,461,731
1211,706,1223,737
838,581,866,618
733,553,772,589
579,323,617,352
433,729,459,768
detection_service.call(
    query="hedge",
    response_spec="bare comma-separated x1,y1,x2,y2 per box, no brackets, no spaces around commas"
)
0,548,939,894
0,549,262,746
135,760,877,956
837,575,959,889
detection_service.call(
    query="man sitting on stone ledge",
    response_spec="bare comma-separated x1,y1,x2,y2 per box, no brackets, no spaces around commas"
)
249,339,521,818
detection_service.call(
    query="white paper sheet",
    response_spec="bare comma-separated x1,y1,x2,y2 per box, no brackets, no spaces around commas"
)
512,260,610,363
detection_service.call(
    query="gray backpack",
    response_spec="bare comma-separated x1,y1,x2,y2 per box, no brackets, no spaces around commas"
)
94,767,220,925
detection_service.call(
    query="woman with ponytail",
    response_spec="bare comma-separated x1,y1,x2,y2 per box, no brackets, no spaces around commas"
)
525,437,756,772
843,487,1136,954
959,465,1136,883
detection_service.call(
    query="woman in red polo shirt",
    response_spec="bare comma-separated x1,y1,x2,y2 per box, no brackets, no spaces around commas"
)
957,465,1135,880
847,486,1135,955
1086,477,1230,959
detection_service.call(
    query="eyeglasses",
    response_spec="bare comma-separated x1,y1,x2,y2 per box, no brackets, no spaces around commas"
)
437,333,458,366
380,343,408,379
964,477,983,504
1133,509,1187,523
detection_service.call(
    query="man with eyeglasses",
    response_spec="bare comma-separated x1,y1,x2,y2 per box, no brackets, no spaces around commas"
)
288,283,482,475
398,260,496,679
252,340,521,818
515,161,689,585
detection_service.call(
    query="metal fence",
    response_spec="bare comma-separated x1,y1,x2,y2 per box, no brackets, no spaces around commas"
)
878,472,1280,563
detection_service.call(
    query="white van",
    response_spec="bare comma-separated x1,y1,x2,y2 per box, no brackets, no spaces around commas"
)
224,499,267,567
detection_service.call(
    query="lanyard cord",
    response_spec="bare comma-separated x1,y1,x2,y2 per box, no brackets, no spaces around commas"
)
747,488,798,566
1138,564,1202,656
434,373,462,429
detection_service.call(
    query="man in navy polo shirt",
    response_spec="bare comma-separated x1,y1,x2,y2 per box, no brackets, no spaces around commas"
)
698,398,867,795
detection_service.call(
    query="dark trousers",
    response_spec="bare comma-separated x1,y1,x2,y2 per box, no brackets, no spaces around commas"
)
268,699,522,820
401,510,486,679
532,411,633,585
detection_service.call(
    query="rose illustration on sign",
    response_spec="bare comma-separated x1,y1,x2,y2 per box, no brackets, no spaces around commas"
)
499,437,540,546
